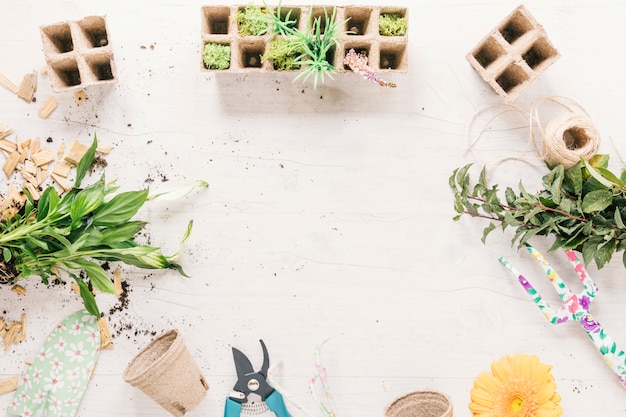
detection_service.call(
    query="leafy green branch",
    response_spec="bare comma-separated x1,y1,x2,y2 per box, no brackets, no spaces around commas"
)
0,136,208,316
450,155,626,269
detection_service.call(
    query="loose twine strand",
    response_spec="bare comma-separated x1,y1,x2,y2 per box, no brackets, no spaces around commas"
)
467,96,601,174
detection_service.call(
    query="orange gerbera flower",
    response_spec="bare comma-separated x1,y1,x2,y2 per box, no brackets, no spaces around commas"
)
469,354,563,417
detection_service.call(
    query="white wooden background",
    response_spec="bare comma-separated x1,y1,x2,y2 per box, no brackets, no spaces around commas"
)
2,0,626,416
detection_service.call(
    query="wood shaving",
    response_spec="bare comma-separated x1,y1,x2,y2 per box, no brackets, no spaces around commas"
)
0,313,27,351
0,376,18,395
98,317,113,350
16,70,37,103
10,284,26,296
74,90,87,105
64,141,88,165
38,96,57,119
0,73,18,94
31,149,55,167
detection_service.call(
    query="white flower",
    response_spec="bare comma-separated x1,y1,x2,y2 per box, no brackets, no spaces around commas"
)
54,336,67,352
43,371,64,393
68,321,82,336
66,367,81,381
65,342,85,363
32,390,46,404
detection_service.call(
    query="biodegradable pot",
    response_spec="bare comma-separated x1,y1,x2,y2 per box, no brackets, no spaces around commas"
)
385,391,453,417
200,5,409,74
123,329,209,417
40,15,117,92
466,5,560,102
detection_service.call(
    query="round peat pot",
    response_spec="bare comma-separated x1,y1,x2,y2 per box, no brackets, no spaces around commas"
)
385,391,453,417
123,329,209,416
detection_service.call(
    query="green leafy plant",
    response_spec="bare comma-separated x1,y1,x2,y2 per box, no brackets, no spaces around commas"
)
203,43,231,70
450,155,626,269
0,136,207,316
378,13,407,36
261,38,304,70
236,5,268,36
260,1,348,88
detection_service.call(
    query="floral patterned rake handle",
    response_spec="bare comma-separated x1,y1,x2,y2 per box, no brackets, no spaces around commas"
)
499,244,626,389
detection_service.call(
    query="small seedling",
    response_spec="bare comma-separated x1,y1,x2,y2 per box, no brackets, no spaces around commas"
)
379,13,407,36
203,43,231,70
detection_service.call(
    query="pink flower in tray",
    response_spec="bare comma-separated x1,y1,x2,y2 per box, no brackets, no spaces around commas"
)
343,48,396,88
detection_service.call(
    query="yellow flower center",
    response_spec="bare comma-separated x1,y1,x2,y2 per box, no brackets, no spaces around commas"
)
493,378,538,417
511,397,523,412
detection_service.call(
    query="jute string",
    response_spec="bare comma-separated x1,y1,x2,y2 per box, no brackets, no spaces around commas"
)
468,96,600,172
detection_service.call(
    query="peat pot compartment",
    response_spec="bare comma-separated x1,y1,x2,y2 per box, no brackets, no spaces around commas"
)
202,6,231,35
278,7,302,30
499,9,533,44
309,7,335,35
50,59,82,89
496,63,529,94
472,36,505,69
85,54,115,81
343,43,371,70
240,40,266,68
78,16,109,48
41,23,74,54
379,43,407,70
378,7,408,36
523,37,558,70
344,7,372,36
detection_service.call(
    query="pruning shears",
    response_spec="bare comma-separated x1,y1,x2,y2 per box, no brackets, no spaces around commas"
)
500,244,626,389
224,340,293,417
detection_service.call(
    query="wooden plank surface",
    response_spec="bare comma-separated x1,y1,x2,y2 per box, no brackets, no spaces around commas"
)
2,0,626,416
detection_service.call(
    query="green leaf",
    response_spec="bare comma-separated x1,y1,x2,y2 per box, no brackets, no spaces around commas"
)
70,178,105,227
615,209,626,229
588,154,610,169
92,190,149,226
582,189,613,213
565,164,583,196
595,239,616,269
70,258,116,294
99,221,147,246
481,222,496,244
3,248,11,262
583,158,616,188
597,167,624,188
74,136,98,188
72,275,100,317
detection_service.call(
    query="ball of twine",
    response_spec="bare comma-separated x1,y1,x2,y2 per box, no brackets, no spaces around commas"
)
541,113,600,168
385,390,453,417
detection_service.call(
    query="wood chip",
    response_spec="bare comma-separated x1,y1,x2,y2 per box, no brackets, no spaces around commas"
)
98,317,113,350
36,167,49,186
1,313,26,351
0,377,18,395
31,148,55,167
3,151,20,178
40,65,49,75
64,141,88,165
52,160,72,177
30,137,40,156
38,96,57,119
0,138,17,153
10,285,26,296
0,128,14,140
0,73,18,94
96,145,112,154
16,71,37,103
51,172,72,192
113,267,122,294
74,90,87,105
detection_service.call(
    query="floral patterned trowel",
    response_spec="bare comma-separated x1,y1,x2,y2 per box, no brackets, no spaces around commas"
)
7,311,101,417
